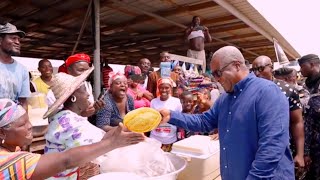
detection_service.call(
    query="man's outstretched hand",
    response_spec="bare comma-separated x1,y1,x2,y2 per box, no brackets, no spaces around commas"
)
158,109,171,124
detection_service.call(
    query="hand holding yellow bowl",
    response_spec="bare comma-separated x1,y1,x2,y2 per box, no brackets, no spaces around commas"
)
123,107,161,133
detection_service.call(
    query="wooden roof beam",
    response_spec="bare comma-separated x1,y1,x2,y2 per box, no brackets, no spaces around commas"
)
202,15,237,25
0,0,30,16
2,14,86,36
100,20,245,41
13,0,65,25
27,10,84,32
211,22,249,33
26,0,109,32
101,1,219,33
147,17,246,35
220,32,262,41
98,24,257,53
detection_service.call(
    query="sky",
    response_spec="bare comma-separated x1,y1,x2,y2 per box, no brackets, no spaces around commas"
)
248,0,320,57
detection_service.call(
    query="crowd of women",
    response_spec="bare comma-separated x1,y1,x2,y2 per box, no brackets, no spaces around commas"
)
2,22,320,180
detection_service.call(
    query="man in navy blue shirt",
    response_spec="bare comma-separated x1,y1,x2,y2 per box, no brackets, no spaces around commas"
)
159,46,294,180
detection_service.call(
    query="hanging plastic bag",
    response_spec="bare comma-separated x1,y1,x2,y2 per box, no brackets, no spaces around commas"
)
98,138,176,177
194,65,199,76
182,62,190,78
188,64,198,78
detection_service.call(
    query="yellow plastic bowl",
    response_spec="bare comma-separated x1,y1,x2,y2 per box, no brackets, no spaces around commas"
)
124,107,161,133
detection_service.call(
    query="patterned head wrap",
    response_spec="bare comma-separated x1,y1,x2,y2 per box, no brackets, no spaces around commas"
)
0,99,26,128
108,72,127,87
124,65,142,78
157,78,174,87
156,78,175,97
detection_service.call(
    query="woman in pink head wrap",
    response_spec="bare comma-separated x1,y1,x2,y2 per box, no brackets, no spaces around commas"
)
124,65,153,109
96,72,135,132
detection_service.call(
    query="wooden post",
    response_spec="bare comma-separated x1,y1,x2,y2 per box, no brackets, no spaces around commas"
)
93,0,101,99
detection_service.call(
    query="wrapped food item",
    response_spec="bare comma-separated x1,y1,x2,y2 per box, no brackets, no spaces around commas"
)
124,107,161,133
99,138,176,177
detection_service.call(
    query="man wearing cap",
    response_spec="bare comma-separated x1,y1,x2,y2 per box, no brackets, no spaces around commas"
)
273,67,310,108
0,22,29,110
298,54,320,179
252,56,305,170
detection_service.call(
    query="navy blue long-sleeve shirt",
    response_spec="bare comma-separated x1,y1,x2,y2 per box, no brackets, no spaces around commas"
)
170,73,294,180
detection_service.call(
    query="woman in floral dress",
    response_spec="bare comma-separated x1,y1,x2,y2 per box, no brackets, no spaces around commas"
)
44,70,105,180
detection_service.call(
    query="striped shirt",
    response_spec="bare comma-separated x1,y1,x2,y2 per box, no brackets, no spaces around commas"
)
0,148,41,180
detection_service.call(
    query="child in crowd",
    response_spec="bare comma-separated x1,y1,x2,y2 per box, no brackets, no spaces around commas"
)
179,91,196,139
173,65,189,96
195,88,219,140
150,78,182,152
194,88,212,114
210,83,220,105
180,90,219,140
180,91,194,114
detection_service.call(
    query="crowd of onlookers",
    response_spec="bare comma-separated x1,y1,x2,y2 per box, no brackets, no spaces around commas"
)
23,50,221,178
2,20,320,180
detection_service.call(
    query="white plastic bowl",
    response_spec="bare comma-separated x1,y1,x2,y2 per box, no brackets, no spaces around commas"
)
88,172,143,180
145,153,187,180
90,153,187,180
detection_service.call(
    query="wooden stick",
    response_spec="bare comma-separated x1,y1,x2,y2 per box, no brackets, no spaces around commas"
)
169,53,203,65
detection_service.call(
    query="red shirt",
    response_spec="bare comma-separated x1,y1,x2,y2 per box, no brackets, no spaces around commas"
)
102,66,113,89
58,64,67,73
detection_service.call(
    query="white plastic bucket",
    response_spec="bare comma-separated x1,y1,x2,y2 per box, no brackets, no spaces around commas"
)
88,172,143,180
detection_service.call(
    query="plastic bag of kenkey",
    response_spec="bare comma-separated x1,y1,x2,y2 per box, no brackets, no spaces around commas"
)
182,62,190,78
99,138,176,177
188,64,198,78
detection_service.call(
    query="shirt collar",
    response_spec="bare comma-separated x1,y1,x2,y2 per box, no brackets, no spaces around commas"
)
233,72,255,93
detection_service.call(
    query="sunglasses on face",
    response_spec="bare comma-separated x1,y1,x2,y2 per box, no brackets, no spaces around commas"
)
211,61,236,78
251,64,273,73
